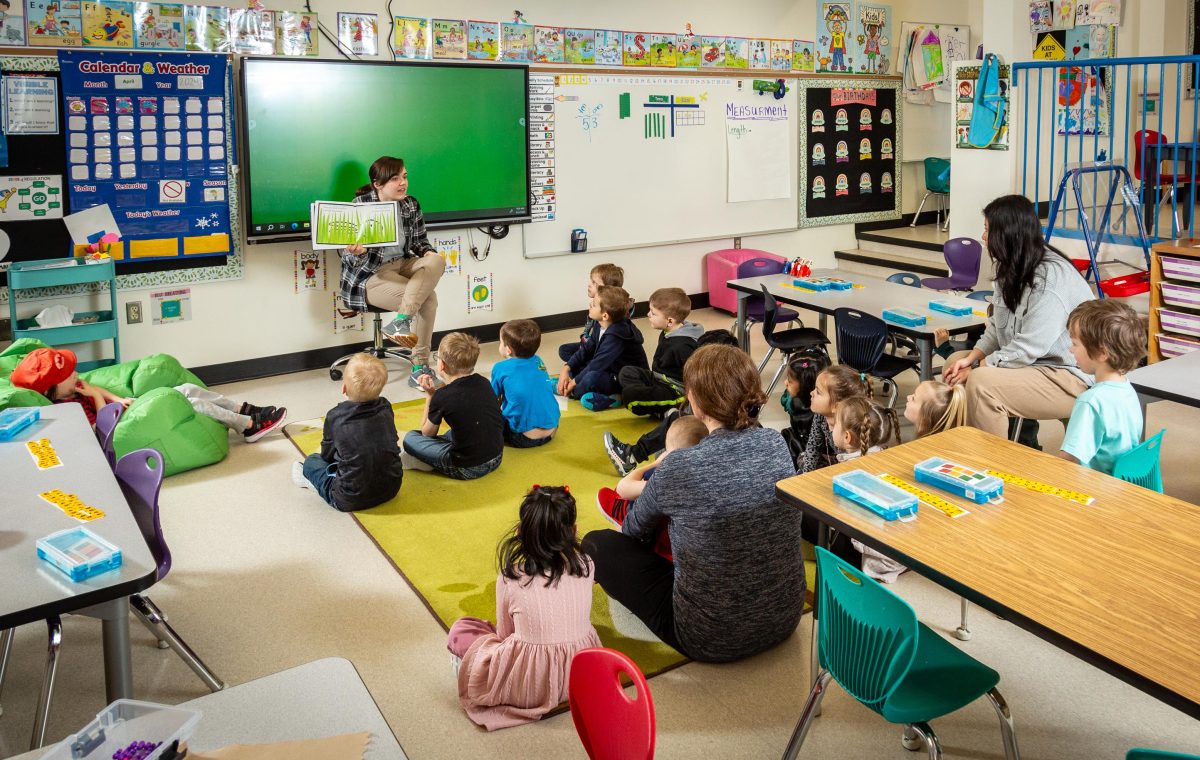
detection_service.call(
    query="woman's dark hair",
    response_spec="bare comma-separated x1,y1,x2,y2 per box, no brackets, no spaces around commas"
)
983,194,1076,311
498,486,590,587
355,156,405,197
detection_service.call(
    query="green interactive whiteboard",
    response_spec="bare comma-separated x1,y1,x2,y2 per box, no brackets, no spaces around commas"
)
239,58,530,243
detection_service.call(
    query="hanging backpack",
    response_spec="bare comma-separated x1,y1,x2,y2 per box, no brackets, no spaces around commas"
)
967,52,1007,148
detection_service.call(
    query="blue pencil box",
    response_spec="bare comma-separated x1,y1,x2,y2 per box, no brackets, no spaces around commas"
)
914,457,1004,504
824,277,854,290
882,308,927,327
793,277,832,291
928,300,973,317
831,470,919,521
0,407,39,441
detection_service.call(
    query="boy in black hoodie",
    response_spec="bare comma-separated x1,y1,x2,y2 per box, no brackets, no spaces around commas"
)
556,285,648,408
604,287,703,415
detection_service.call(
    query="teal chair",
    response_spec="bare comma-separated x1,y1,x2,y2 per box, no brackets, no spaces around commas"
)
911,157,951,230
1128,751,1200,759
783,547,1020,760
1112,430,1166,493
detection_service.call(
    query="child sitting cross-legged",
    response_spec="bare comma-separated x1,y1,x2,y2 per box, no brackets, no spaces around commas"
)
1057,299,1147,474
557,285,648,410
293,353,403,511
448,485,600,730
492,319,559,448
557,263,624,364
402,332,505,479
10,347,286,441
608,287,704,416
596,415,709,562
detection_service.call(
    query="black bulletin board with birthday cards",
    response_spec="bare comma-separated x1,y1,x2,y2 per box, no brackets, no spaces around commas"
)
799,77,901,228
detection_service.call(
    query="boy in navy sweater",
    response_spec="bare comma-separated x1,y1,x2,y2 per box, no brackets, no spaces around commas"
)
556,285,648,408
604,287,703,415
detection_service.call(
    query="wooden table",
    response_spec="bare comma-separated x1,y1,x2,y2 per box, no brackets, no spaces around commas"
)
776,426,1200,719
727,269,987,381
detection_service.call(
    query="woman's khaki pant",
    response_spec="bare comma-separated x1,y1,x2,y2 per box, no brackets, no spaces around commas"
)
365,254,446,367
947,350,1089,439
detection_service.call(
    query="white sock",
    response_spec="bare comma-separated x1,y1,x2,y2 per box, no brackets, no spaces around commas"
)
292,461,316,491
399,451,434,472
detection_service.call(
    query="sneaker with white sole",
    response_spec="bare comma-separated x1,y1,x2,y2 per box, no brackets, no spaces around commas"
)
409,366,445,390
382,315,417,347
244,407,287,442
596,487,632,527
603,432,638,477
292,461,316,491
400,450,435,471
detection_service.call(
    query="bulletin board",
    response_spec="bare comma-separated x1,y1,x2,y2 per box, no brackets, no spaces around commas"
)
798,77,901,227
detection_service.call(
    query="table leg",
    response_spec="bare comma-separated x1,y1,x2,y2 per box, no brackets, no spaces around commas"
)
1136,392,1154,440
736,292,749,352
809,523,828,718
917,336,934,382
818,312,828,337
98,597,134,702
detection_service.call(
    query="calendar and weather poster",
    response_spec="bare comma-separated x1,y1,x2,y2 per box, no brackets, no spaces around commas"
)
57,50,231,262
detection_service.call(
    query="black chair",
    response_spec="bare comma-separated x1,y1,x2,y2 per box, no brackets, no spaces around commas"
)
760,285,829,394
833,307,918,408
329,304,414,381
886,271,923,288
729,257,800,338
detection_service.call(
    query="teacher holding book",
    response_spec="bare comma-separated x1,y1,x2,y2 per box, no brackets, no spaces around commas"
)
339,155,446,389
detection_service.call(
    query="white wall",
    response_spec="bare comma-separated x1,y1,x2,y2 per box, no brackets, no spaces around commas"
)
53,0,864,371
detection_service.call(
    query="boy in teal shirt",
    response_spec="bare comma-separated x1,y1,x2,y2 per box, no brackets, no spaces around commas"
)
1058,300,1147,474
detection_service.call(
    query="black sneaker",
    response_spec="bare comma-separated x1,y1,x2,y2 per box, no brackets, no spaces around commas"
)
244,407,288,442
241,403,276,419
603,432,638,476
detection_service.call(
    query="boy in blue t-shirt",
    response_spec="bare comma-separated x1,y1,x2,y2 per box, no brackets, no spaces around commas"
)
492,319,560,447
1058,299,1147,474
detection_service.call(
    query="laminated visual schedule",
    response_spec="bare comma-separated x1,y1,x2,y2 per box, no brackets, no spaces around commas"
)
57,50,232,262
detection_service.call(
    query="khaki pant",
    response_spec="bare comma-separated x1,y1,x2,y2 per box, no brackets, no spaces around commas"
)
948,350,1089,439
365,254,445,366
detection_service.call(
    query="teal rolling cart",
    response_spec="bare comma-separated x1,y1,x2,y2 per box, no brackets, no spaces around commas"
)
7,258,120,371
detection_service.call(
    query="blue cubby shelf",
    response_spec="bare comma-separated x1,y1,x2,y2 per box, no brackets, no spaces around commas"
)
7,258,120,367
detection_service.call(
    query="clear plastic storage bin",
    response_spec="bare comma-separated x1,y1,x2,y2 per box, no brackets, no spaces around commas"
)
914,457,1004,504
0,407,40,441
882,308,927,327
36,527,122,582
39,700,200,760
831,470,919,521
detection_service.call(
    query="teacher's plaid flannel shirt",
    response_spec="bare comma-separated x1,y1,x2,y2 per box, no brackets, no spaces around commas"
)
337,190,437,312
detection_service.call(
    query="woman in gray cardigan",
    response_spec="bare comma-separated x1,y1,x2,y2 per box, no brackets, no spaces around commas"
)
581,345,804,663
943,194,1094,437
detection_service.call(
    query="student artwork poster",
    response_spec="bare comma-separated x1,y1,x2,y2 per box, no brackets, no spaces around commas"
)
855,4,891,75
534,25,563,63
816,2,852,73
1,0,26,44
432,19,466,59
337,12,377,57
594,29,621,65
677,34,701,68
563,28,594,65
500,22,531,62
467,21,497,60
276,11,317,56
770,40,792,70
700,36,725,68
1029,0,1052,32
230,8,273,55
649,33,676,67
394,15,427,59
1076,0,1120,26
749,39,770,69
183,4,228,52
133,3,182,50
623,32,649,66
724,37,748,68
1056,65,1108,135
82,0,132,47
27,0,82,47
794,39,816,72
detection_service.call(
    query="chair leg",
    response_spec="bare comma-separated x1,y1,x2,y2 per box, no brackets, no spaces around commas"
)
130,595,225,692
781,669,834,760
0,627,13,716
955,598,972,641
942,208,950,232
30,617,62,751
766,357,789,396
911,192,932,227
884,379,898,409
906,722,943,760
987,688,1021,760
1009,417,1023,442
756,346,776,374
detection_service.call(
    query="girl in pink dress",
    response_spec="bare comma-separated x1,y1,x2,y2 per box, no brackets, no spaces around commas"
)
448,485,601,730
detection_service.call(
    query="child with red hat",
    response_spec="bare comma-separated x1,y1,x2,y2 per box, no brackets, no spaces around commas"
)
10,347,286,441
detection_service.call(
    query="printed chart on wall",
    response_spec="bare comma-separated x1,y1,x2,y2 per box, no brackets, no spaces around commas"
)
522,73,798,258
954,59,1009,150
57,50,232,262
799,77,900,227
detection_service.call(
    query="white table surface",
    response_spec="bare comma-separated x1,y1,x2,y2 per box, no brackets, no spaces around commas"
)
1129,350,1200,408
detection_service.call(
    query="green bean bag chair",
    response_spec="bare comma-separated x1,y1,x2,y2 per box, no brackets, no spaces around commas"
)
0,339,229,476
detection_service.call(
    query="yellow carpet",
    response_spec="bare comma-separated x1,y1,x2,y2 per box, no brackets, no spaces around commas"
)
285,399,690,676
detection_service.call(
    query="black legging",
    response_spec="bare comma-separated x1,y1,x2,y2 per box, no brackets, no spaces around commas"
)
581,529,684,654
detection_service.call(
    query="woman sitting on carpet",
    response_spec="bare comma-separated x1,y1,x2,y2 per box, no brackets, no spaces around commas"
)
447,485,600,730
582,344,805,662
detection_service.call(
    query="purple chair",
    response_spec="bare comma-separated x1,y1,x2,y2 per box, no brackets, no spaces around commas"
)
731,257,800,338
922,237,983,292
94,401,124,468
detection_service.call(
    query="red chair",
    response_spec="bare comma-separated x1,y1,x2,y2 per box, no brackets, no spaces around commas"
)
569,648,655,760
1133,129,1194,235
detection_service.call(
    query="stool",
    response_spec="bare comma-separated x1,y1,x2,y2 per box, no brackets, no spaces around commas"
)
329,305,413,381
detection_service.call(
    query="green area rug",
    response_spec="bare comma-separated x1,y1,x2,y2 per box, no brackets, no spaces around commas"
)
285,399,690,677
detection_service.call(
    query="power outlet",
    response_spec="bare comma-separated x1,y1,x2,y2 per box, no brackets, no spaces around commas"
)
733,237,742,249
125,301,143,324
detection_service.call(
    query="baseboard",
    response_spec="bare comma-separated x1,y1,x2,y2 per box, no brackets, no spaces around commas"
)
191,292,711,386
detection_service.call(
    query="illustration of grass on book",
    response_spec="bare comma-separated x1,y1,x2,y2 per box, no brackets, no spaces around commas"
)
312,201,399,248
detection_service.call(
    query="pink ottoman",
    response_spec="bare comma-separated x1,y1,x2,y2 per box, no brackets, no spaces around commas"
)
705,249,786,315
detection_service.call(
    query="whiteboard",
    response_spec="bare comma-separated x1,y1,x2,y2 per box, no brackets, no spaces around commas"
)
522,73,799,258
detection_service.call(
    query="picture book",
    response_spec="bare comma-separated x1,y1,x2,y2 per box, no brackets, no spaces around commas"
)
648,33,676,67
133,2,182,50
724,37,749,68
676,35,701,67
0,0,26,44
534,25,563,63
770,39,792,70
500,22,531,62
594,29,621,65
311,201,400,250
431,18,465,59
82,0,132,47
467,20,497,60
230,7,273,55
336,12,376,56
854,3,892,75
749,38,770,68
27,0,82,47
793,39,816,72
563,27,594,65
700,36,725,68
184,3,228,52
394,15,427,58
623,31,650,66
276,10,316,56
